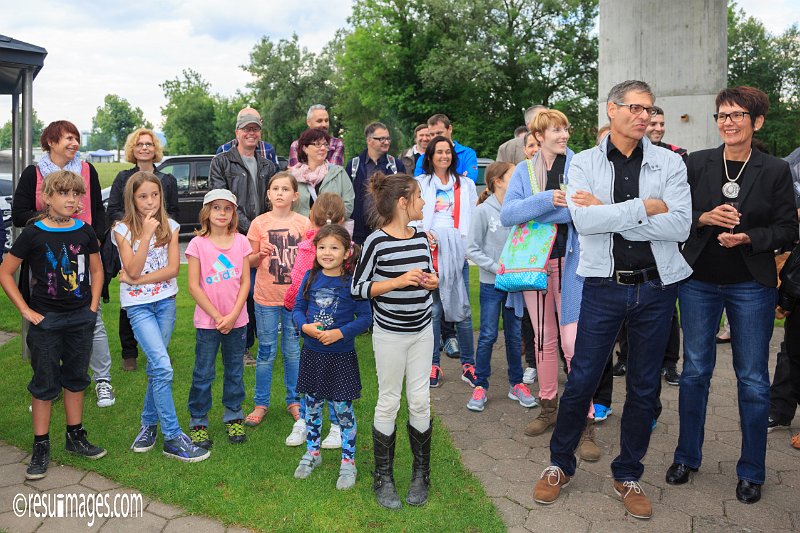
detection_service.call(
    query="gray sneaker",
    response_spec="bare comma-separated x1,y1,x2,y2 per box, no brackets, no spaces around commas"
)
508,383,538,408
467,386,487,412
163,433,211,463
443,337,460,359
294,452,322,479
131,425,158,452
336,461,357,490
95,380,116,408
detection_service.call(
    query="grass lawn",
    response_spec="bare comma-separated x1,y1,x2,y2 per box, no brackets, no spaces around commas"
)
0,268,504,532
93,162,130,188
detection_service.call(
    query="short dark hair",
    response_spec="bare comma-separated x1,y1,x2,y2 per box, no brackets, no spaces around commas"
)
715,86,769,124
364,122,388,139
514,125,528,136
296,128,332,164
427,114,451,129
413,123,428,137
651,105,665,116
40,120,80,152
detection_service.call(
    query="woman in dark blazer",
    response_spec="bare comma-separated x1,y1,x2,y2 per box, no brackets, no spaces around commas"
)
666,87,797,504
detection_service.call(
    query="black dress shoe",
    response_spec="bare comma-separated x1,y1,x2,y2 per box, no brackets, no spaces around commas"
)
736,480,761,504
665,463,697,485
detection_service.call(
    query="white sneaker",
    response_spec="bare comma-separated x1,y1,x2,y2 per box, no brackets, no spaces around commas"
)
95,380,116,408
523,367,537,385
321,424,342,449
285,419,307,447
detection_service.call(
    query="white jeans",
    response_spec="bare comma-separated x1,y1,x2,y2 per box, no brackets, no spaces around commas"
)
372,324,433,434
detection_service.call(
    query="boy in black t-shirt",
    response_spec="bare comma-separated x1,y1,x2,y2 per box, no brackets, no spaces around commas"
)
0,170,107,480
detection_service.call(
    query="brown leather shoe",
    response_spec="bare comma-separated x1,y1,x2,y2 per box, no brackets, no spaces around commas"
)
613,480,652,519
525,396,558,436
122,358,137,371
533,466,570,504
578,418,601,462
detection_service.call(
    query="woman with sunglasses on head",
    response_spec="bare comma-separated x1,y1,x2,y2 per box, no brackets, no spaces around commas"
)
106,128,179,372
289,129,354,219
666,86,797,504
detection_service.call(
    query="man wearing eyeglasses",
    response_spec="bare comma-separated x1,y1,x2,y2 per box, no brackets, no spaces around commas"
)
287,104,345,167
346,122,406,244
532,80,692,520
413,114,478,182
216,107,278,165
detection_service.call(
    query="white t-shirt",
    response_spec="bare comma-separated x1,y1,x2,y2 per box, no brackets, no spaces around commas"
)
113,219,180,308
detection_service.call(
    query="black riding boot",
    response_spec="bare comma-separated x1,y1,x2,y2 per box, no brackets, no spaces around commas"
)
406,422,432,506
372,426,401,509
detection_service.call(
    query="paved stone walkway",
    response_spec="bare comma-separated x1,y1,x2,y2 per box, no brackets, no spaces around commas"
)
431,328,800,532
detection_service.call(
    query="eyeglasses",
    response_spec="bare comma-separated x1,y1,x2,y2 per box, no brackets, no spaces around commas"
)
370,136,392,143
240,126,262,133
311,142,329,149
714,111,751,124
614,102,658,117
135,142,154,149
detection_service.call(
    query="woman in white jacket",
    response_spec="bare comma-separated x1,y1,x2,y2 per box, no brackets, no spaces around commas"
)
415,136,477,388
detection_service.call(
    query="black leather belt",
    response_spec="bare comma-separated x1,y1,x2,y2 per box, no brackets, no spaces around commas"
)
614,267,660,285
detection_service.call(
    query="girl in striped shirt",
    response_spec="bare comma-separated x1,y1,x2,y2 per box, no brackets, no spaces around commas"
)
352,172,438,510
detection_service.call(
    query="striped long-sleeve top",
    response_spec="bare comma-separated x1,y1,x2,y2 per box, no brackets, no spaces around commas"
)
351,229,434,333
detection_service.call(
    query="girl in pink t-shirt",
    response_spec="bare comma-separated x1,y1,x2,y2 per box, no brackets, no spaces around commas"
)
186,189,252,449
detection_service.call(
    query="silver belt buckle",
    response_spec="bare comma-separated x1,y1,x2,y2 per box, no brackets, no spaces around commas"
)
614,270,634,284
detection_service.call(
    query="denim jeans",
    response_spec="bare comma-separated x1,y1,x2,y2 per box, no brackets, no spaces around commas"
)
188,326,247,427
432,261,474,367
253,304,301,409
550,277,677,481
675,279,776,484
126,297,182,440
475,283,522,389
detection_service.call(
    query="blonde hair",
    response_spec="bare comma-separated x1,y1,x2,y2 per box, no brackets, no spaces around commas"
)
195,201,239,237
309,192,346,228
33,170,86,223
478,162,514,204
124,128,164,164
529,110,570,142
120,171,172,247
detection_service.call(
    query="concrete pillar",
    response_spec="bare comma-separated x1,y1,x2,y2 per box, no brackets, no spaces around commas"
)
598,0,727,152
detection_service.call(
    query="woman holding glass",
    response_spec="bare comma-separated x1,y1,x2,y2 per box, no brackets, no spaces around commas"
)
667,86,797,504
500,110,595,457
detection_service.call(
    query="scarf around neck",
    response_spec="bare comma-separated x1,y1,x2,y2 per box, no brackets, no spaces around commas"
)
38,152,83,176
290,161,329,187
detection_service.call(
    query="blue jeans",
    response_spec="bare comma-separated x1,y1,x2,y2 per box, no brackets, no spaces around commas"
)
432,261,474,367
550,277,677,481
675,279,776,484
188,326,247,427
475,283,522,389
126,297,182,440
253,304,301,409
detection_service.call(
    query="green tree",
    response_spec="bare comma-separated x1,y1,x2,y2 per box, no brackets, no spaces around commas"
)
244,34,339,155
160,69,218,155
0,109,44,150
728,4,800,157
333,0,598,157
90,94,150,158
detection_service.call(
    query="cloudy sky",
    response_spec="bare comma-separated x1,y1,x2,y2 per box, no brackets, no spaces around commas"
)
0,0,796,134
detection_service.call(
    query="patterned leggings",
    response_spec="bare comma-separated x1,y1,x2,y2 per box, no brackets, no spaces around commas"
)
305,394,356,462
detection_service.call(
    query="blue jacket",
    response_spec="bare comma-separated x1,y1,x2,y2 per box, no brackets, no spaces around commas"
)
500,150,582,325
414,140,478,182
216,140,278,165
345,150,406,244
565,135,692,285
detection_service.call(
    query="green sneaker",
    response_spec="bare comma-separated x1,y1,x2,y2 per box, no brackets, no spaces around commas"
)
190,425,212,450
226,419,247,444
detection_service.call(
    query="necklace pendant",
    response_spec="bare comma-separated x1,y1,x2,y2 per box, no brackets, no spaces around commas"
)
722,181,740,198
